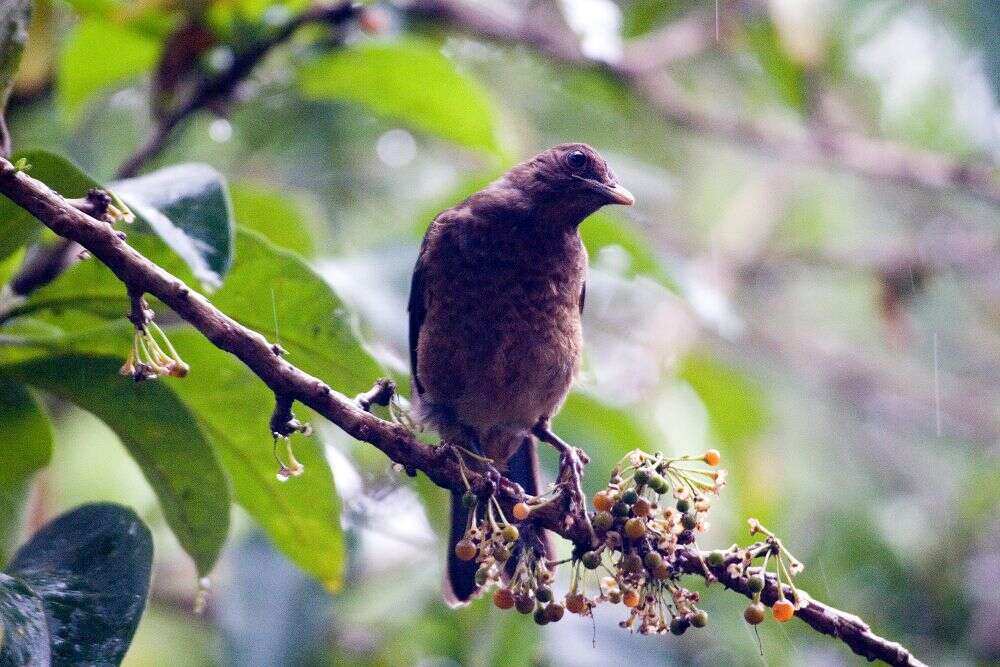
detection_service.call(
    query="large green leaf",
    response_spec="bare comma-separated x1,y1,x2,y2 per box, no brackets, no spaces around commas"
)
0,0,30,120
299,39,500,153
213,228,382,391
677,352,767,446
0,382,52,563
168,330,347,589
113,163,236,288
0,150,102,263
0,356,231,576
58,17,160,123
230,181,316,258
7,503,153,665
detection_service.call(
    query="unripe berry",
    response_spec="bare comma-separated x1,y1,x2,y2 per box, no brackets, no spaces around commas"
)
706,550,726,566
514,593,535,614
634,468,650,485
454,539,477,561
744,602,766,625
747,574,765,594
475,564,490,586
461,491,477,509
670,616,689,635
622,552,643,574
681,511,698,530
653,562,671,579
611,501,630,517
581,550,601,569
650,474,668,494
593,511,614,532
643,551,663,571
512,502,530,520
502,524,519,542
675,498,691,513
624,517,646,539
691,609,709,628
544,603,565,622
621,489,639,505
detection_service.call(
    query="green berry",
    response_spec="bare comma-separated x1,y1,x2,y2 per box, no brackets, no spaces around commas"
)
634,468,650,485
643,551,663,571
502,524,519,542
675,498,691,513
706,550,726,566
593,511,614,532
581,550,602,569
681,511,698,530
621,489,639,505
461,491,477,509
747,574,765,594
611,501,630,517
691,610,709,628
650,475,669,494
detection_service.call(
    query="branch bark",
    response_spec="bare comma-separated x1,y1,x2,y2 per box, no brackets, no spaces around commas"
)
0,155,926,666
405,0,1000,205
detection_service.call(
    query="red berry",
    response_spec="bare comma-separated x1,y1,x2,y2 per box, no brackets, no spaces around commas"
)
493,588,515,609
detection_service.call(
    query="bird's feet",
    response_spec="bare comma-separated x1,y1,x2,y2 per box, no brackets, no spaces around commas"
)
532,419,597,546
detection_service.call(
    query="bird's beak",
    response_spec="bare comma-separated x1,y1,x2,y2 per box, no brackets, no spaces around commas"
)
602,182,635,206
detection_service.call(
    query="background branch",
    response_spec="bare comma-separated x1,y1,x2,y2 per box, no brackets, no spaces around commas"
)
0,155,926,666
405,0,1000,205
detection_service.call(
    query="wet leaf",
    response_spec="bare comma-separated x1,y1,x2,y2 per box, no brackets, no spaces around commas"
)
7,503,153,665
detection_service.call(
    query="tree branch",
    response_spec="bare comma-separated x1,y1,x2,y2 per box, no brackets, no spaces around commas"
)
0,155,926,666
404,0,1000,205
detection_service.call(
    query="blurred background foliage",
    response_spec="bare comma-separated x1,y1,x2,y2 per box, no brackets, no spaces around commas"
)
0,0,998,664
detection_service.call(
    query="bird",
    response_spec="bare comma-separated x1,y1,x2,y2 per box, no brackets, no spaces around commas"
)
407,143,634,605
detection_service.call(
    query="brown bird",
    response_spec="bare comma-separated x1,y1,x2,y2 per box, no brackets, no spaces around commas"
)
408,143,634,604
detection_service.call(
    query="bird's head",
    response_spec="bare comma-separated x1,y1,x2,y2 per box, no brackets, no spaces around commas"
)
505,143,634,224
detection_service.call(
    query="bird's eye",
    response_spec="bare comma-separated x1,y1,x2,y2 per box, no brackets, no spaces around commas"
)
567,150,588,170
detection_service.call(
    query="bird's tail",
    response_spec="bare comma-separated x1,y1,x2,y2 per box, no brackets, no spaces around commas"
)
444,436,552,606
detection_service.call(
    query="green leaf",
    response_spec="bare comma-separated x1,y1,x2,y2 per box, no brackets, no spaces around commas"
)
1,356,231,576
0,150,102,263
745,19,808,113
113,163,236,289
213,228,382,391
677,352,767,446
0,573,50,665
229,181,315,258
299,39,500,153
168,330,347,589
581,210,677,290
0,382,52,563
7,502,153,665
0,0,30,117
58,18,160,123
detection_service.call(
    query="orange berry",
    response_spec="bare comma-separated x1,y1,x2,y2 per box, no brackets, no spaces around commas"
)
512,502,531,520
773,599,795,622
493,588,515,610
454,539,477,561
624,517,646,539
622,590,640,608
593,490,614,512
703,449,721,466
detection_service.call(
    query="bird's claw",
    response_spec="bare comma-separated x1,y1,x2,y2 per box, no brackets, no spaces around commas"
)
533,420,597,546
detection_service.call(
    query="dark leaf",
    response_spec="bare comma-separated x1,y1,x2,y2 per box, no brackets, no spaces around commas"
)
7,503,153,665
113,163,236,289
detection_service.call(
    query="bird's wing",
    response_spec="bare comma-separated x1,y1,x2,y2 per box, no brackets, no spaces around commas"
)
408,227,432,395
579,281,586,315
